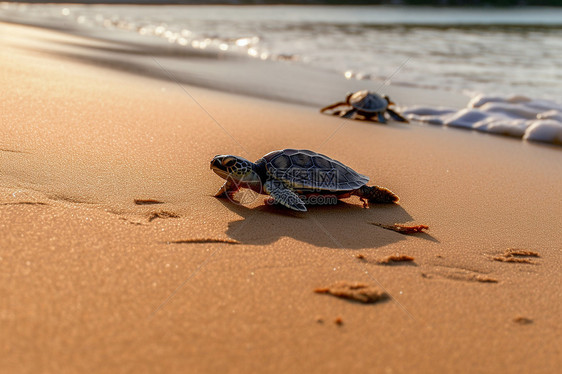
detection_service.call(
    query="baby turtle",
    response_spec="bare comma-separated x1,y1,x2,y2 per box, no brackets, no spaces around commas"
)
320,90,408,123
211,149,398,212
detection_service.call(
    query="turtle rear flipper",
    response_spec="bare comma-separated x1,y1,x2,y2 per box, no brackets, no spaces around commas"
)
355,185,399,204
264,180,307,212
387,108,409,123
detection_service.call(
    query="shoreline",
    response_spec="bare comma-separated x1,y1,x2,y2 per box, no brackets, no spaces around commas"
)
0,18,469,109
2,15,561,146
1,22,561,374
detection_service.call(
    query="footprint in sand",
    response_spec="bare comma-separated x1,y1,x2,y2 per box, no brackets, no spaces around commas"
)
0,201,48,206
371,223,429,235
165,238,239,245
493,248,540,264
147,211,180,222
421,266,498,284
0,147,30,154
355,253,417,266
134,199,164,205
513,316,533,325
314,281,389,304
377,254,416,265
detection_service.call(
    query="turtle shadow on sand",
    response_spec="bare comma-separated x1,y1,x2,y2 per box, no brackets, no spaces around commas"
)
218,198,429,250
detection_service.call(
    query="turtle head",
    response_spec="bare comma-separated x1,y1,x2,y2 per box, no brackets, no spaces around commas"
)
383,95,395,106
210,155,261,185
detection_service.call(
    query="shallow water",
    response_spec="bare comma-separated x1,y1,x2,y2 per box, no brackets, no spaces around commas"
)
3,3,562,100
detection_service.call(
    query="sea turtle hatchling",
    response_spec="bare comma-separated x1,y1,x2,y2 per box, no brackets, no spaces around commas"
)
211,149,398,212
320,90,408,123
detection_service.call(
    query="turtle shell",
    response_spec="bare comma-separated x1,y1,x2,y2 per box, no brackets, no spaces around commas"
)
349,90,387,114
258,149,369,192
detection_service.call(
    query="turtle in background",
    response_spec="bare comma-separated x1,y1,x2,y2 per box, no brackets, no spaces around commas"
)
211,149,398,212
320,90,408,123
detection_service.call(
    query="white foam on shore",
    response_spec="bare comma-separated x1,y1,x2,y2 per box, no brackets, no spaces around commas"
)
402,95,562,146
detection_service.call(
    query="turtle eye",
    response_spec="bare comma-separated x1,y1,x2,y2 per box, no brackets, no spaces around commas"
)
222,157,237,168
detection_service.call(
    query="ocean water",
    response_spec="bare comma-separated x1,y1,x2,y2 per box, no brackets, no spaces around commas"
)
2,3,562,144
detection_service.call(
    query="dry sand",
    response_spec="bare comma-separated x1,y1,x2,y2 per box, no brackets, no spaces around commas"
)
1,23,561,374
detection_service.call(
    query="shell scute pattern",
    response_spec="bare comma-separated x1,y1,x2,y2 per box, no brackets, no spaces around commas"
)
312,154,332,169
266,153,290,180
350,91,387,113
290,153,314,168
262,149,369,192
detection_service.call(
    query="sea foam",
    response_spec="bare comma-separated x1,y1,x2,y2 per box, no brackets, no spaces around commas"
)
402,95,562,146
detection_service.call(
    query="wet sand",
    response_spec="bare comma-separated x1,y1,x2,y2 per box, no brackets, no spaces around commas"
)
1,23,561,374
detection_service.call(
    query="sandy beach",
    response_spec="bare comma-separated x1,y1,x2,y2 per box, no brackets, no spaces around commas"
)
1,22,561,374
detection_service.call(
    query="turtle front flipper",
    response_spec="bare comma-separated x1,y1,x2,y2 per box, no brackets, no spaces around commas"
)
264,180,307,212
377,112,387,123
387,108,409,123
320,101,348,113
215,179,239,198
